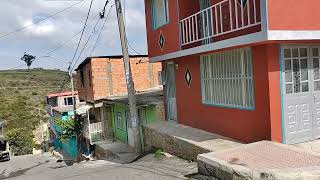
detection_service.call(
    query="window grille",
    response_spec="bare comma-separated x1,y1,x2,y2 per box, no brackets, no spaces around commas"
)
200,48,254,109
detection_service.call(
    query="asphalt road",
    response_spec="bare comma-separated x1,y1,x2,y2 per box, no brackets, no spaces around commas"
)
0,153,197,180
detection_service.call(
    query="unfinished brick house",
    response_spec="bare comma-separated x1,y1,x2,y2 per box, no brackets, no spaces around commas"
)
76,55,162,103
75,55,164,148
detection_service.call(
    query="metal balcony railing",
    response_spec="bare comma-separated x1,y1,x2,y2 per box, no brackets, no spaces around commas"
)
89,122,103,144
180,0,261,46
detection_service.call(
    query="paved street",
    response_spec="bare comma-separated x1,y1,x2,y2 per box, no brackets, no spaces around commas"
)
0,153,197,180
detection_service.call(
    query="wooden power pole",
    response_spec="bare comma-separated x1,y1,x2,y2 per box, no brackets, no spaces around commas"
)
114,0,141,153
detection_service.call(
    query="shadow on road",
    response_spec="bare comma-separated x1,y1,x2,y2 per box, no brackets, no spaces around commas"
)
0,160,50,179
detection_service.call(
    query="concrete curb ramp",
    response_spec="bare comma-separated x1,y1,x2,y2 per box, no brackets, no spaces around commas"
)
198,141,320,180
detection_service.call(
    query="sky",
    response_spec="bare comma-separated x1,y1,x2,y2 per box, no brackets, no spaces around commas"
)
0,0,148,71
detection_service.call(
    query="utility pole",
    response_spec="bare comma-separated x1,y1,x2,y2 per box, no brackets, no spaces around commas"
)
114,0,141,153
68,63,77,117
68,63,81,162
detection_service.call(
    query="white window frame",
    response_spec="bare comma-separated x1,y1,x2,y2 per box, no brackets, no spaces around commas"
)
64,97,74,106
151,0,169,30
200,47,255,110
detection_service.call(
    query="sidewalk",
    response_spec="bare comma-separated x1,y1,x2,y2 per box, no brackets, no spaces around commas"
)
294,139,320,154
198,141,320,180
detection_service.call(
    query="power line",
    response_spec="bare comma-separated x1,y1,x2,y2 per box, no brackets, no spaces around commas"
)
127,40,143,55
0,0,87,40
84,17,103,58
45,12,100,56
6,55,66,70
70,2,112,71
70,16,101,71
90,5,114,56
60,0,97,92
69,0,95,72
59,73,70,92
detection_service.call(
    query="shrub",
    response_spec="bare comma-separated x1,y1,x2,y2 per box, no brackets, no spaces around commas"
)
5,128,34,156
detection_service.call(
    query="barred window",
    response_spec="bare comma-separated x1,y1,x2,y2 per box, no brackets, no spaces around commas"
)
200,48,255,109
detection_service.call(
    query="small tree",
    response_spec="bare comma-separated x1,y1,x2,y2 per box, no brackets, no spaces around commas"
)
5,128,34,156
21,52,36,70
54,117,84,162
53,118,76,143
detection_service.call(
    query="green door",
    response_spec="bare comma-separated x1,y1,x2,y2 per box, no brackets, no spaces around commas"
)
146,105,158,124
113,104,128,143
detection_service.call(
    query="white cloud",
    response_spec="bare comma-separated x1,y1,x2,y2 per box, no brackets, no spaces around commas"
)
22,20,56,37
0,0,148,70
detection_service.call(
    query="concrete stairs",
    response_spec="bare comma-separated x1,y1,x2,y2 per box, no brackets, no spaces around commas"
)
94,140,140,164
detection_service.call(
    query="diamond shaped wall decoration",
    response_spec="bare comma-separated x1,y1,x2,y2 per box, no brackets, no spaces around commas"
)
159,32,165,50
185,67,192,88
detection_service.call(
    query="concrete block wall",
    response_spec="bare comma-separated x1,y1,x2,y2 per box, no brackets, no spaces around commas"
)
76,56,162,102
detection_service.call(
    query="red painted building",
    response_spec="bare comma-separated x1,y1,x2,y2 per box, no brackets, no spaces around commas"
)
143,0,320,144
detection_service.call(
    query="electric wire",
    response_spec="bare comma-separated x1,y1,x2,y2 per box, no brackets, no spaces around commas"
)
90,5,114,56
69,0,95,72
70,16,101,71
0,0,87,40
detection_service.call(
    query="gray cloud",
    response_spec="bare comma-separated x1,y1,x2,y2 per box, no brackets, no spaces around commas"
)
0,0,148,70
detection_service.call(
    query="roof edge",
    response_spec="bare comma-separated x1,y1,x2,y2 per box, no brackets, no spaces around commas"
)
75,55,149,71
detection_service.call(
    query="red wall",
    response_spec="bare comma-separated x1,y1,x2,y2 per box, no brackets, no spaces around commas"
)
173,45,275,143
144,0,180,58
265,44,283,143
268,0,320,30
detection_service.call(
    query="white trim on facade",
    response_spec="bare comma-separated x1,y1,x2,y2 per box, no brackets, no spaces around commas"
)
150,31,267,62
150,30,320,62
268,31,320,40
149,0,320,63
150,0,269,62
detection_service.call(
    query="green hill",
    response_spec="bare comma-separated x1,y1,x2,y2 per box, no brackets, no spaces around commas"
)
0,69,71,154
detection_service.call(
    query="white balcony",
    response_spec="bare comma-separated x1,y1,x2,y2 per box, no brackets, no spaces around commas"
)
180,0,261,47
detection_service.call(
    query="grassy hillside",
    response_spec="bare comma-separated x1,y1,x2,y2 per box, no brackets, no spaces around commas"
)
0,69,70,137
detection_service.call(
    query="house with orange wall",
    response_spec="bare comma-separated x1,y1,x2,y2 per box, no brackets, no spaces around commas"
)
74,55,164,149
144,0,320,144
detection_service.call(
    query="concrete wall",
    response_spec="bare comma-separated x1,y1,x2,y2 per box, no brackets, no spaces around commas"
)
167,44,282,143
144,0,262,57
76,57,162,102
144,0,181,58
268,0,320,30
56,96,79,107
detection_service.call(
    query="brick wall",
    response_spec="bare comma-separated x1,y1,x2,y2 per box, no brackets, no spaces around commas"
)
76,56,162,102
76,62,94,102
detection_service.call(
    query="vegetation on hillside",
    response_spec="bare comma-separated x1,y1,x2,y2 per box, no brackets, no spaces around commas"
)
0,69,71,155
